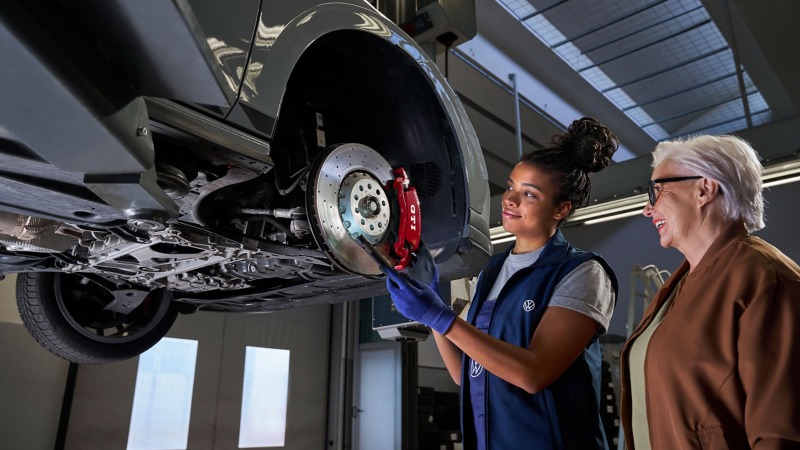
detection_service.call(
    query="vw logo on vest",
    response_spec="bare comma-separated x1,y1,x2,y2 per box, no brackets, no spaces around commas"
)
523,300,535,312
469,359,484,378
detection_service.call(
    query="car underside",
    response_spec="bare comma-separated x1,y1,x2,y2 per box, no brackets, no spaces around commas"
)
0,0,490,363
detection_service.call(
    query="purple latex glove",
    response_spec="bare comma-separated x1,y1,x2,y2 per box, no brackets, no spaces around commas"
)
382,265,455,335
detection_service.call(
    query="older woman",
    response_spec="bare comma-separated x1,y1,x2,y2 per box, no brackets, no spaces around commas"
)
620,135,800,449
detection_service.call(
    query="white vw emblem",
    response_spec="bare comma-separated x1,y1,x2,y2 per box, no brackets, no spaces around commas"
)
523,300,536,312
469,359,484,378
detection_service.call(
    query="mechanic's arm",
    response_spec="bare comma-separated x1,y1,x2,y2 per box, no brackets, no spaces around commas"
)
433,330,463,385
738,281,800,449
383,267,597,394
442,307,598,394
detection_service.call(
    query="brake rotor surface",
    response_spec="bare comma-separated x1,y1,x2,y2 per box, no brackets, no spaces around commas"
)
307,144,397,275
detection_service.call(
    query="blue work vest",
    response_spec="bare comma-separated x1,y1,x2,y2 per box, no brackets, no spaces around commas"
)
460,230,618,450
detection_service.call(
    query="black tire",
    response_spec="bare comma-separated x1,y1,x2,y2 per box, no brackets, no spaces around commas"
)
16,272,179,364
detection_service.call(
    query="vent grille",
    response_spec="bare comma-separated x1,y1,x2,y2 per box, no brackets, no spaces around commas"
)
408,162,442,199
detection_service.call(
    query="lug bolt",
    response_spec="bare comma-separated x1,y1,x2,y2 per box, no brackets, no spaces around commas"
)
361,219,366,225
382,200,386,206
368,183,372,189
355,207,360,214
378,222,382,228
359,185,364,191
339,191,345,199
339,205,346,214
354,194,359,200
343,221,351,228
370,225,374,230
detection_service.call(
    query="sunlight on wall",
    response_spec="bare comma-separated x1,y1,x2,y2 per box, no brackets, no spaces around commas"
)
238,346,291,448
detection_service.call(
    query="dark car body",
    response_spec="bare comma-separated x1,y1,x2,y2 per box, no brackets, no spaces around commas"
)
0,0,490,362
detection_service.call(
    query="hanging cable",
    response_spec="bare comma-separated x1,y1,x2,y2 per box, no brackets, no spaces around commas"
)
435,32,459,79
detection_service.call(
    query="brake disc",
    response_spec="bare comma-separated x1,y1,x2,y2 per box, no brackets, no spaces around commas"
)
307,144,397,275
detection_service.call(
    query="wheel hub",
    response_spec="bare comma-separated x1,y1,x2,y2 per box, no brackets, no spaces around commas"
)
338,172,390,244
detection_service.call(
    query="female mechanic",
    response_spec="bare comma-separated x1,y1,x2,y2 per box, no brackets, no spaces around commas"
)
384,117,620,449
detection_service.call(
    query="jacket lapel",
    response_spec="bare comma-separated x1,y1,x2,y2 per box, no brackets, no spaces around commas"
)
688,221,749,277
531,230,571,268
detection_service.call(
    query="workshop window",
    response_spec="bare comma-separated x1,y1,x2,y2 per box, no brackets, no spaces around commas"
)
127,337,198,450
239,347,291,448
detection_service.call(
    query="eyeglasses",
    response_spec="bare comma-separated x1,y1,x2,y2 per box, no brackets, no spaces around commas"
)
647,176,724,206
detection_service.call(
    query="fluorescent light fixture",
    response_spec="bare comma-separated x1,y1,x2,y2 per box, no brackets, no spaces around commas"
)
490,226,515,245
762,160,800,188
764,175,800,188
566,195,648,223
583,210,643,225
127,338,198,450
490,195,649,244
491,235,517,245
239,347,290,448
488,160,800,243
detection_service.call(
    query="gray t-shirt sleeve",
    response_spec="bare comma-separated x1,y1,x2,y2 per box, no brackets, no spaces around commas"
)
549,260,615,335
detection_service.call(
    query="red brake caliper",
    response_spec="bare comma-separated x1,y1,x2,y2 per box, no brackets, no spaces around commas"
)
389,168,421,270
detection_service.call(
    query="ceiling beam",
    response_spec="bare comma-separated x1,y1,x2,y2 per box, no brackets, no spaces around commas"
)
701,0,799,119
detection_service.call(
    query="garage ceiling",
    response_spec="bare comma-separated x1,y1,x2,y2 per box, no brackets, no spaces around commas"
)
495,0,775,140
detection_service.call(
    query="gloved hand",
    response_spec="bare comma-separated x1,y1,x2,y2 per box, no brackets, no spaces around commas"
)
427,264,441,299
382,265,455,335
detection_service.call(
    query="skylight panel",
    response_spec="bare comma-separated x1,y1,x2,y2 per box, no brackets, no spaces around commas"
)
496,0,772,140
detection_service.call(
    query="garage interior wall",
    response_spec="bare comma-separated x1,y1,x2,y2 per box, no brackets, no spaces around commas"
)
418,337,460,395
0,273,71,450
492,181,800,337
59,303,331,450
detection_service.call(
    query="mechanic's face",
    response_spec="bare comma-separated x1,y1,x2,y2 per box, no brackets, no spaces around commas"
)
502,163,570,244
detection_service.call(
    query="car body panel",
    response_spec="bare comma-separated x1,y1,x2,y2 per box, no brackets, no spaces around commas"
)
65,0,250,110
225,1,490,221
184,0,262,116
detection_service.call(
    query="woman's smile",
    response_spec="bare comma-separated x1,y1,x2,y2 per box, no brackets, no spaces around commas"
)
653,218,667,234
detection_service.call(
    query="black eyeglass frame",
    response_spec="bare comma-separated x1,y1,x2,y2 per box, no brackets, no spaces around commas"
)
648,176,723,206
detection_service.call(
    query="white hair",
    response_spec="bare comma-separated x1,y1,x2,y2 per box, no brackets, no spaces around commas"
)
652,134,764,232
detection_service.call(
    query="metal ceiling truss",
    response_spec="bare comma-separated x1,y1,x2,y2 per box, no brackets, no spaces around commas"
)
520,0,570,21
580,5,703,55
599,46,730,93
621,71,737,111
550,0,671,49
578,18,712,72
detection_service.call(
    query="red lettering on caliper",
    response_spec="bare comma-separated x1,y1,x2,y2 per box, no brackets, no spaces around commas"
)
389,168,421,270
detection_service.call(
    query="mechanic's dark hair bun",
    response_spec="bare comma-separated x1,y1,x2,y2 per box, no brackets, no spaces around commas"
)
558,117,618,173
520,117,619,225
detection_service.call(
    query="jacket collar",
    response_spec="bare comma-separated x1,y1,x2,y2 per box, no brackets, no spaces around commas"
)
631,221,749,337
488,230,571,270
687,220,749,278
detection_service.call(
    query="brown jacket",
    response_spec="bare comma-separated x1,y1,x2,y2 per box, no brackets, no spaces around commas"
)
620,222,800,450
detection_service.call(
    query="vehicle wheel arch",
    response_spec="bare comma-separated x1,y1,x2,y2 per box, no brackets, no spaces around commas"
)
270,27,471,262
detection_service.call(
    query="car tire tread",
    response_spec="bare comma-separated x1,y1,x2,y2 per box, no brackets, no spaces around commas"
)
16,273,177,364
